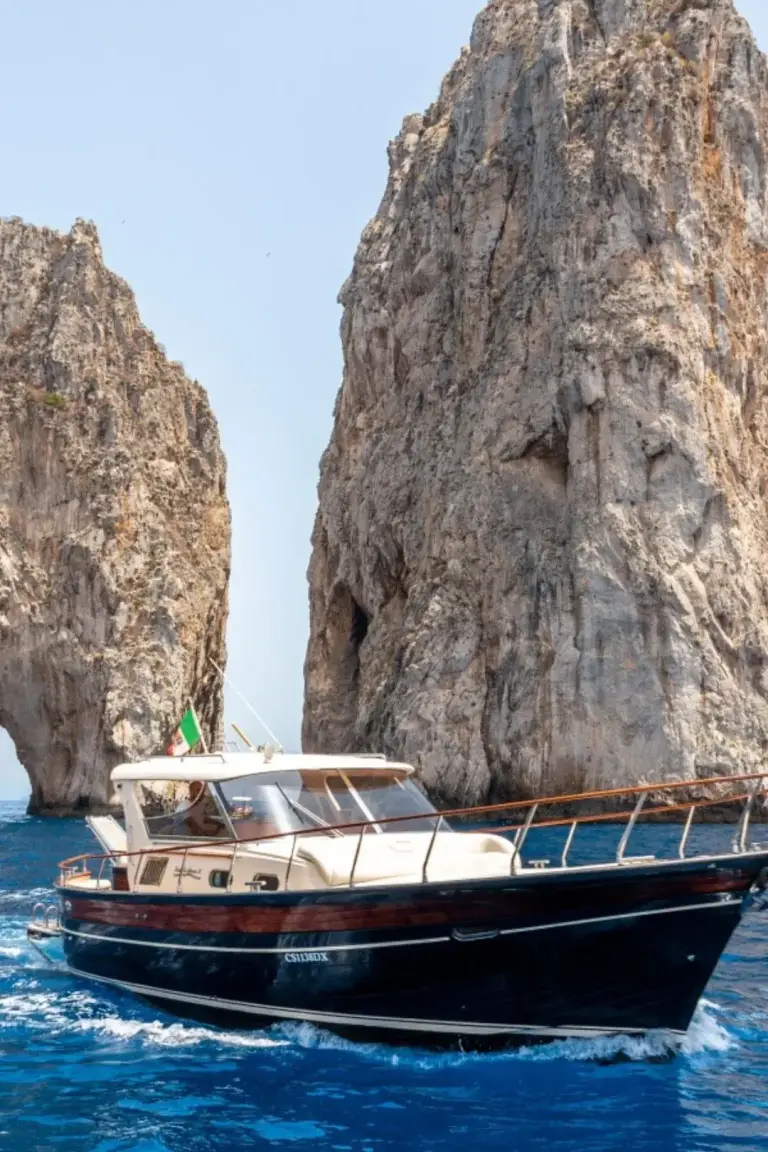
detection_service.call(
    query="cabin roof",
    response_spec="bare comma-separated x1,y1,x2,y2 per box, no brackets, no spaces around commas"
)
110,751,415,784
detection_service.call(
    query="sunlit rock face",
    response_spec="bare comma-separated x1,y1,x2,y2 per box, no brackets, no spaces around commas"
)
305,0,768,804
0,217,230,813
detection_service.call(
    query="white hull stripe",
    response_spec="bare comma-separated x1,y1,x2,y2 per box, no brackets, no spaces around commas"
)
66,966,686,1039
61,897,735,955
500,898,736,936
62,927,451,954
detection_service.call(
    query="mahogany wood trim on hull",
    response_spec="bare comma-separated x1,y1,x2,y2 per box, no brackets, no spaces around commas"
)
58,899,738,954
59,856,763,936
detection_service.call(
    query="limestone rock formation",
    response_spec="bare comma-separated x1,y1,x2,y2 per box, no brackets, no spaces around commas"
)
0,217,230,813
305,0,768,804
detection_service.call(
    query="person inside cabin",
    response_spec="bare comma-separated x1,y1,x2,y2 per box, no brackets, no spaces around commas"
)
176,780,224,838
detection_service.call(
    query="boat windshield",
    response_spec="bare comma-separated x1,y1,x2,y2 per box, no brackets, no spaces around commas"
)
136,780,231,841
215,770,439,839
339,772,439,830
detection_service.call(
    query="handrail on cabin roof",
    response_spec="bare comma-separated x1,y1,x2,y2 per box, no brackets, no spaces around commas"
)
56,769,768,873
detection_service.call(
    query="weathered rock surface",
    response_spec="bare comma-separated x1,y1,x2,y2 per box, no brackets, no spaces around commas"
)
305,0,768,804
0,217,230,813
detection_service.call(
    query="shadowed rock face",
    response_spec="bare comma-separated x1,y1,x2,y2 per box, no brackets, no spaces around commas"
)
305,0,768,804
0,217,230,813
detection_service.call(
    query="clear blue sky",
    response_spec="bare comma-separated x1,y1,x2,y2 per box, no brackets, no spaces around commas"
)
0,0,765,801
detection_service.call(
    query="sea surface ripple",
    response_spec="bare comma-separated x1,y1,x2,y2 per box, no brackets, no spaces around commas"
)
0,802,766,1151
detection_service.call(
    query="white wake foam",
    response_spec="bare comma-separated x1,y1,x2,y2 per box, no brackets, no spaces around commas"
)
76,1016,287,1049
0,986,286,1050
273,1002,735,1067
499,1001,733,1063
0,990,93,1032
680,999,733,1055
0,887,55,907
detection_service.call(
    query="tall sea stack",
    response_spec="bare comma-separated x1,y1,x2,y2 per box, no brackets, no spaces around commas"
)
0,217,230,813
304,0,768,803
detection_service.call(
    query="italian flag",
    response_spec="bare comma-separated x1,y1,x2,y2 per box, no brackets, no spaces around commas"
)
167,707,203,756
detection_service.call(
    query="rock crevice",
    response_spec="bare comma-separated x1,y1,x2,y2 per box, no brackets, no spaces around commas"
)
305,0,768,802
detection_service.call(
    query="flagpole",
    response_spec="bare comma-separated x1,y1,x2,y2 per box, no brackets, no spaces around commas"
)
208,657,282,748
232,722,254,750
188,697,208,754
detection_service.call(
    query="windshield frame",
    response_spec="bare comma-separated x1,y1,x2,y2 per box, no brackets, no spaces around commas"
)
136,779,236,843
336,770,440,831
214,769,438,840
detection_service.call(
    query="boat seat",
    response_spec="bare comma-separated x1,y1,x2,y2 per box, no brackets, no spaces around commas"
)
86,815,128,856
296,832,518,887
64,875,113,890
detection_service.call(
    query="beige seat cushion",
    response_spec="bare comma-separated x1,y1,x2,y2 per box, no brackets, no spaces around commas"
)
65,875,113,890
297,831,517,887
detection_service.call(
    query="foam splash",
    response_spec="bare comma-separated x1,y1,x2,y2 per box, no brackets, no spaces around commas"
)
0,990,94,1032
275,1020,391,1060
513,1030,681,1063
272,1002,735,1067
0,887,55,907
680,1000,733,1055
0,987,286,1050
76,1016,287,1049
510,1002,732,1063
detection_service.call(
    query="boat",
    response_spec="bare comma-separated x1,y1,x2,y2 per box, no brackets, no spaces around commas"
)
31,751,768,1048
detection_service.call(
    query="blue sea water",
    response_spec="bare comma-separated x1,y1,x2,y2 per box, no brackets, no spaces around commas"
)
0,801,766,1152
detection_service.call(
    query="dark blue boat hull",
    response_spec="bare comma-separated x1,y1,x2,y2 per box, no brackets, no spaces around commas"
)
58,853,768,1046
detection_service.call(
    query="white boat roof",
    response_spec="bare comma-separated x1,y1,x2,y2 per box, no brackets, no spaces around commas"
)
111,751,415,784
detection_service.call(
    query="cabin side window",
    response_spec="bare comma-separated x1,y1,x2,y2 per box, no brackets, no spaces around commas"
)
136,780,231,840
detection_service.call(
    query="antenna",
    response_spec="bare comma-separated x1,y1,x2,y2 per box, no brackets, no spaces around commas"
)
208,657,282,748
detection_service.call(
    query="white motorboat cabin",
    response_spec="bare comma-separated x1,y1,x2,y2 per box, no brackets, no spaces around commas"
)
77,751,519,894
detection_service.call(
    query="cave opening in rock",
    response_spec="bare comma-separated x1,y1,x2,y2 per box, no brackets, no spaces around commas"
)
350,599,369,648
0,727,30,804
304,585,372,754
332,596,370,750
